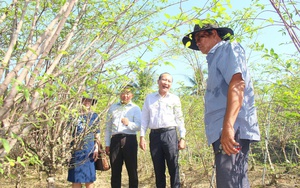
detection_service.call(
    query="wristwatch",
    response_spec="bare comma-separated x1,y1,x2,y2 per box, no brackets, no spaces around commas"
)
180,137,185,141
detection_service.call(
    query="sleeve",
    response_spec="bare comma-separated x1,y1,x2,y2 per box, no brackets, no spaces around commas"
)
218,42,245,84
174,96,186,138
140,95,150,137
105,108,113,147
127,106,142,131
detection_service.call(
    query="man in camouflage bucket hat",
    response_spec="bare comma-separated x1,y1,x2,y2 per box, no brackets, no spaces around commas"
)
182,20,260,188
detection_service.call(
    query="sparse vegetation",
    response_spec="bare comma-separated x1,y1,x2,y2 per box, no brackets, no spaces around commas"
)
0,0,299,187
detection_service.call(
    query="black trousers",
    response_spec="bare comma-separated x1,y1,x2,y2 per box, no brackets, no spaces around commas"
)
110,134,138,188
149,128,180,188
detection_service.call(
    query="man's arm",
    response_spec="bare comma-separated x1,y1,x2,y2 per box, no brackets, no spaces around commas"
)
139,97,150,151
221,73,245,155
174,97,186,150
104,109,113,154
123,106,142,131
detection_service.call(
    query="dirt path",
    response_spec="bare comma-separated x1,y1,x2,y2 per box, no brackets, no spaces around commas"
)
0,165,299,187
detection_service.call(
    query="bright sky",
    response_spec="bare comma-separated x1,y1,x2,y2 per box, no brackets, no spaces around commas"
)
155,0,294,90
1,0,295,91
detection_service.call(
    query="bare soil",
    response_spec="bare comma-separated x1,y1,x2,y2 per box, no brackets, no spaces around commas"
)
0,164,299,188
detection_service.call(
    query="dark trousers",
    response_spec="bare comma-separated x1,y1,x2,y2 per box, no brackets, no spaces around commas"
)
212,129,250,188
110,134,138,188
149,129,180,188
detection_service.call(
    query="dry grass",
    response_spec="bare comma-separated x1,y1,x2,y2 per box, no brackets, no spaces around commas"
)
0,161,299,188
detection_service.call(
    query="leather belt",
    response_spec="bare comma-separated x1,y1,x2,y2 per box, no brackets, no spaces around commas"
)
112,134,135,137
151,126,176,133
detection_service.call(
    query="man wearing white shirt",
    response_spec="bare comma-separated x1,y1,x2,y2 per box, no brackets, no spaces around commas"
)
139,72,186,188
105,85,141,188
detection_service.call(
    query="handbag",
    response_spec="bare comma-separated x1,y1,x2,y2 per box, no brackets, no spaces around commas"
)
95,142,110,171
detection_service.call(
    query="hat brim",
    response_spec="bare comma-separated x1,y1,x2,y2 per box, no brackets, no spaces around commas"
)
182,27,234,51
82,97,97,105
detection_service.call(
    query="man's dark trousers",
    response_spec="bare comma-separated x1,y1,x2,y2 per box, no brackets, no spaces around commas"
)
212,129,251,188
110,134,138,188
149,128,180,188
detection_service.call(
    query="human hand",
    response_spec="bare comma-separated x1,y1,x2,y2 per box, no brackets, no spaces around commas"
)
105,146,110,155
93,148,98,162
121,118,129,126
220,127,240,155
178,139,186,150
139,137,146,151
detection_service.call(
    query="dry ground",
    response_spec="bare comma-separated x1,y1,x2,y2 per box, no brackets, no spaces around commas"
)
0,163,299,188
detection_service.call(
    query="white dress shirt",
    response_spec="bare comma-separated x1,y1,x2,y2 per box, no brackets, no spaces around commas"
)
105,101,141,146
140,92,186,138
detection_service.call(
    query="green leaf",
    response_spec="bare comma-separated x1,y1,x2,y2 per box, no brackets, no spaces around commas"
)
24,88,30,102
0,138,10,153
268,18,274,24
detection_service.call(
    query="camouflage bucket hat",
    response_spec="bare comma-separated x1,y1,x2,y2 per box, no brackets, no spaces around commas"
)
182,20,234,50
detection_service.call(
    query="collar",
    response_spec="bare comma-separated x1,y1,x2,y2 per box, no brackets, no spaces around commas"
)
118,101,133,106
208,40,226,54
155,91,170,98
